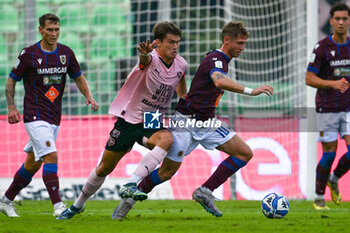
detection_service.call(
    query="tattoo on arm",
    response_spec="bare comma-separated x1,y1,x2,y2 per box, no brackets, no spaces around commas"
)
5,79,16,107
213,72,226,80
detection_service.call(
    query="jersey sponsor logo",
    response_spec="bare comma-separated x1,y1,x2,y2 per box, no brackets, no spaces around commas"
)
143,110,162,129
37,67,67,74
152,84,173,104
43,75,62,85
330,59,350,66
334,67,350,76
330,50,336,57
45,86,60,102
215,61,223,68
141,99,167,111
60,55,66,65
13,59,20,69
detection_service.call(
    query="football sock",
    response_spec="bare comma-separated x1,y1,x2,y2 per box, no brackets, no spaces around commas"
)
126,174,142,184
133,146,167,179
202,156,247,191
5,163,33,201
315,152,335,195
329,172,340,183
42,163,62,205
74,168,105,209
138,168,163,193
333,147,350,179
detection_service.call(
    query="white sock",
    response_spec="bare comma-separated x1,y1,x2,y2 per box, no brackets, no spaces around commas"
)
329,173,339,183
54,201,63,210
126,174,143,184
133,146,167,179
316,194,324,200
74,168,105,209
1,195,12,204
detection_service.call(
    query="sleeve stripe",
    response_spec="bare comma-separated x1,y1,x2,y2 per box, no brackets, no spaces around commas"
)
210,68,227,76
307,66,319,74
69,71,82,79
9,72,21,81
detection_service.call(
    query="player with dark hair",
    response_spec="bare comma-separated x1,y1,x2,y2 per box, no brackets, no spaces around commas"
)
0,13,98,217
113,21,273,219
306,2,350,210
57,21,188,220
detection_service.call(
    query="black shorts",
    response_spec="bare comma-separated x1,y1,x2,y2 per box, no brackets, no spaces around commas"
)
105,117,163,152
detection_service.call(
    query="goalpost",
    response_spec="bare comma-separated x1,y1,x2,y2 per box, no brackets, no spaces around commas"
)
0,0,318,201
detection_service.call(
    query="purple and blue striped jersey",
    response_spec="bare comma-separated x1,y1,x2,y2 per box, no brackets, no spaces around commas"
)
176,49,230,120
308,35,350,113
10,41,81,125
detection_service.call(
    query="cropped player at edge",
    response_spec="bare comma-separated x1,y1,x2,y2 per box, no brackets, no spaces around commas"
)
306,2,350,210
57,21,188,220
0,14,98,218
113,22,273,219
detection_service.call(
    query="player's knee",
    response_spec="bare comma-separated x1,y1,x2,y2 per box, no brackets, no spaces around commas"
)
157,131,174,151
240,146,253,161
95,164,112,177
24,162,41,174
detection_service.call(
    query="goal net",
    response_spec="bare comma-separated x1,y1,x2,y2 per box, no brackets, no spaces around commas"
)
1,0,331,201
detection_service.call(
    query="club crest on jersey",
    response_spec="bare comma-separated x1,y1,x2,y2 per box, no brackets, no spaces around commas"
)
177,71,183,79
60,55,66,65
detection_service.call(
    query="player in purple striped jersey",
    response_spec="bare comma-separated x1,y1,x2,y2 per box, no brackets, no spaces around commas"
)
0,14,98,217
113,22,273,219
306,3,350,210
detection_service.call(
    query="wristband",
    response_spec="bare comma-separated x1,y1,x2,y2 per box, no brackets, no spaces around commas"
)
140,53,149,57
243,87,253,95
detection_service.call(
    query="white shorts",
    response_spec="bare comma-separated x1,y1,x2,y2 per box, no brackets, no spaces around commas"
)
23,121,59,161
166,112,236,162
316,112,350,142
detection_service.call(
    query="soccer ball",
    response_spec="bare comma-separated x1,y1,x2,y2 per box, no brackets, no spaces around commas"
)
261,193,289,219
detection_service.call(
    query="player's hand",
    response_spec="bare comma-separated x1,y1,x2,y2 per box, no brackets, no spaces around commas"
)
252,85,273,96
137,39,156,55
86,98,99,112
8,106,21,124
334,78,349,93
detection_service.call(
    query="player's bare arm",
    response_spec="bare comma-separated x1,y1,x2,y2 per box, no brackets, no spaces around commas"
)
5,78,21,124
211,71,273,96
74,76,99,112
138,39,155,66
175,74,187,98
305,71,349,93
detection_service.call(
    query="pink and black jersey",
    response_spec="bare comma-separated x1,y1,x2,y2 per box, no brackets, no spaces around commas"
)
10,41,81,125
108,49,188,123
176,49,230,120
308,35,350,113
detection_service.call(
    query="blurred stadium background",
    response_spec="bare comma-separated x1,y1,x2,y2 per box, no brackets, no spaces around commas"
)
0,0,349,202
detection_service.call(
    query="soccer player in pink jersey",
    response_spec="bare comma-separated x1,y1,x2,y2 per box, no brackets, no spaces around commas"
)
113,22,273,219
57,21,188,220
306,3,350,210
0,14,98,217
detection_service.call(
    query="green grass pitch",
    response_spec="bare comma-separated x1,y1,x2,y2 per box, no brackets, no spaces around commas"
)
1,200,350,233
